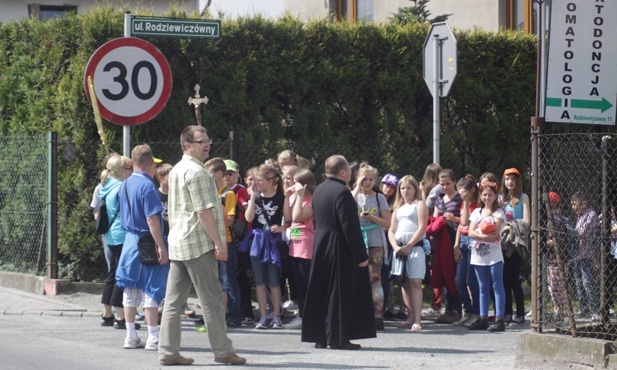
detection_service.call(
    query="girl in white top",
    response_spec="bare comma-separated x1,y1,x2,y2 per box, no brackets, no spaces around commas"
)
468,181,507,331
387,175,428,331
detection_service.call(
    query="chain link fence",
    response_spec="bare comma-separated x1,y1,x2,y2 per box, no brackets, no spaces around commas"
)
537,132,617,339
0,136,47,275
2,134,469,281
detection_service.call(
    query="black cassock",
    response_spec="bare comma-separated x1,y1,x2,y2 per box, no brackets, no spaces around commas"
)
301,177,376,346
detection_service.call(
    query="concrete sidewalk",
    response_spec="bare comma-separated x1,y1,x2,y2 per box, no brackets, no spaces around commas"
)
0,286,100,317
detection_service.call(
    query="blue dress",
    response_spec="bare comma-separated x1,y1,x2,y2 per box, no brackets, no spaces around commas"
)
115,171,169,304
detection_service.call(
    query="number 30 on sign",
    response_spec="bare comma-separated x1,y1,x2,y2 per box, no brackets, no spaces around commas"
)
84,37,173,126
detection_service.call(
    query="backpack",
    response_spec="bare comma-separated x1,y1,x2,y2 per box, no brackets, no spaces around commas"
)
95,192,119,235
95,201,119,235
220,188,247,241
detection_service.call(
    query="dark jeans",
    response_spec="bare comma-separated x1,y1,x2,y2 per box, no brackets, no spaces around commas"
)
290,256,311,317
455,235,479,315
236,252,254,319
445,287,461,313
224,242,242,322
101,243,123,308
606,258,617,311
573,258,599,315
280,253,297,301
504,252,525,317
381,248,392,311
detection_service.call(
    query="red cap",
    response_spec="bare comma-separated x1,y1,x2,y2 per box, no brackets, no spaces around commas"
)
504,168,520,176
548,192,560,207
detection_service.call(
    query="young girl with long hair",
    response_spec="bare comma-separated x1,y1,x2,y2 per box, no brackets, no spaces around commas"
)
352,163,391,330
285,169,317,329
500,168,530,324
431,169,462,324
243,164,291,329
380,174,406,321
468,181,507,331
281,165,300,311
388,175,428,331
452,175,481,326
420,163,443,216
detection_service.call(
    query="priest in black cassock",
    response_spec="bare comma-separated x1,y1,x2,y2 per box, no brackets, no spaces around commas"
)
301,155,376,350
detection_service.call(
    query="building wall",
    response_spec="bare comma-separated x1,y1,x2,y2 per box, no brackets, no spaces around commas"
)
284,0,332,21
427,0,505,31
285,0,507,31
0,0,199,24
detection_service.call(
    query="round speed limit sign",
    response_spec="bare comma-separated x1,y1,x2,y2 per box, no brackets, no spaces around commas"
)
84,37,172,126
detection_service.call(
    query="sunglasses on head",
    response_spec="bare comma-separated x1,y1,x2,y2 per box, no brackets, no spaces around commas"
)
483,181,498,190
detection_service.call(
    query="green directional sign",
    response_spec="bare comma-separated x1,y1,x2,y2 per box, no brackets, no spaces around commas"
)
545,0,616,125
131,16,221,39
546,97,614,113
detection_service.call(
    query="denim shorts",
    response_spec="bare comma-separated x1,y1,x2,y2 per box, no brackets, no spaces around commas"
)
250,256,280,287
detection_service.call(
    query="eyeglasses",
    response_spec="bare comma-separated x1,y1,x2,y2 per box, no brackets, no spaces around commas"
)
189,139,213,145
225,171,236,176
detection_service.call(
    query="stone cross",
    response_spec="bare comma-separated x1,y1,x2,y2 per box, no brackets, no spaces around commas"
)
187,84,209,126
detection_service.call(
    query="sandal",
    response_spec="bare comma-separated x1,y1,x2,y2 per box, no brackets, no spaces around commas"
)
411,324,423,331
398,321,412,329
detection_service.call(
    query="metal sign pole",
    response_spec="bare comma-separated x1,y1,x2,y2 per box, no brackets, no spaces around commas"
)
433,34,440,164
123,11,132,157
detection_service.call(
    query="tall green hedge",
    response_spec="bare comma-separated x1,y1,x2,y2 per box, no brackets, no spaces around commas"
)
0,6,540,280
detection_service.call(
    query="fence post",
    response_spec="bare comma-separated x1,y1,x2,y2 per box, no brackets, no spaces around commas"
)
530,0,547,334
46,131,58,279
229,130,241,169
600,136,612,323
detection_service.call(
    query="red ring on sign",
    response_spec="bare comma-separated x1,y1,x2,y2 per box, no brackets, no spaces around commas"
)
84,37,172,126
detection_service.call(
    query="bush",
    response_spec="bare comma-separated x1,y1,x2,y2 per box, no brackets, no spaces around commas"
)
0,6,540,280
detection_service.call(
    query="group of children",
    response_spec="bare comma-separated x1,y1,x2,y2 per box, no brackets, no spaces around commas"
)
96,147,616,339
348,163,533,332
160,156,532,334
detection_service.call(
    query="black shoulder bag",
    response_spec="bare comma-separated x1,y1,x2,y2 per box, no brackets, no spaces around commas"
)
124,185,159,265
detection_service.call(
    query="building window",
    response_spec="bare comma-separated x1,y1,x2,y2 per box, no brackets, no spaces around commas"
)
507,0,535,33
336,0,374,23
28,4,77,21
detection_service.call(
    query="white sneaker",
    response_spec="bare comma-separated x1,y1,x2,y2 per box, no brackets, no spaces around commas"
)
286,316,302,329
124,336,145,349
272,315,284,329
255,315,270,329
145,336,159,351
422,307,441,319
283,300,298,310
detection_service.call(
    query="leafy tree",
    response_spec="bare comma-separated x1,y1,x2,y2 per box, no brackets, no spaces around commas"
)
390,0,451,25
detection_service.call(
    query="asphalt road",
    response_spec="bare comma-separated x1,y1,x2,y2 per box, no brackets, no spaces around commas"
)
0,288,530,370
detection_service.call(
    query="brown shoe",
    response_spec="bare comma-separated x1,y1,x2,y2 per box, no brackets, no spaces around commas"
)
214,354,247,365
159,355,195,366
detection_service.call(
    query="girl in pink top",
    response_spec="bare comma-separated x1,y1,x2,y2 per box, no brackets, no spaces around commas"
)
286,169,317,329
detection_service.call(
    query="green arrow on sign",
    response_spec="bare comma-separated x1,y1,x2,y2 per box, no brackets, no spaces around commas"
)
571,98,613,113
546,97,614,113
546,98,561,107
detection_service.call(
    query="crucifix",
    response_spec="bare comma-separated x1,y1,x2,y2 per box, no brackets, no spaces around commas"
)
187,84,209,126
